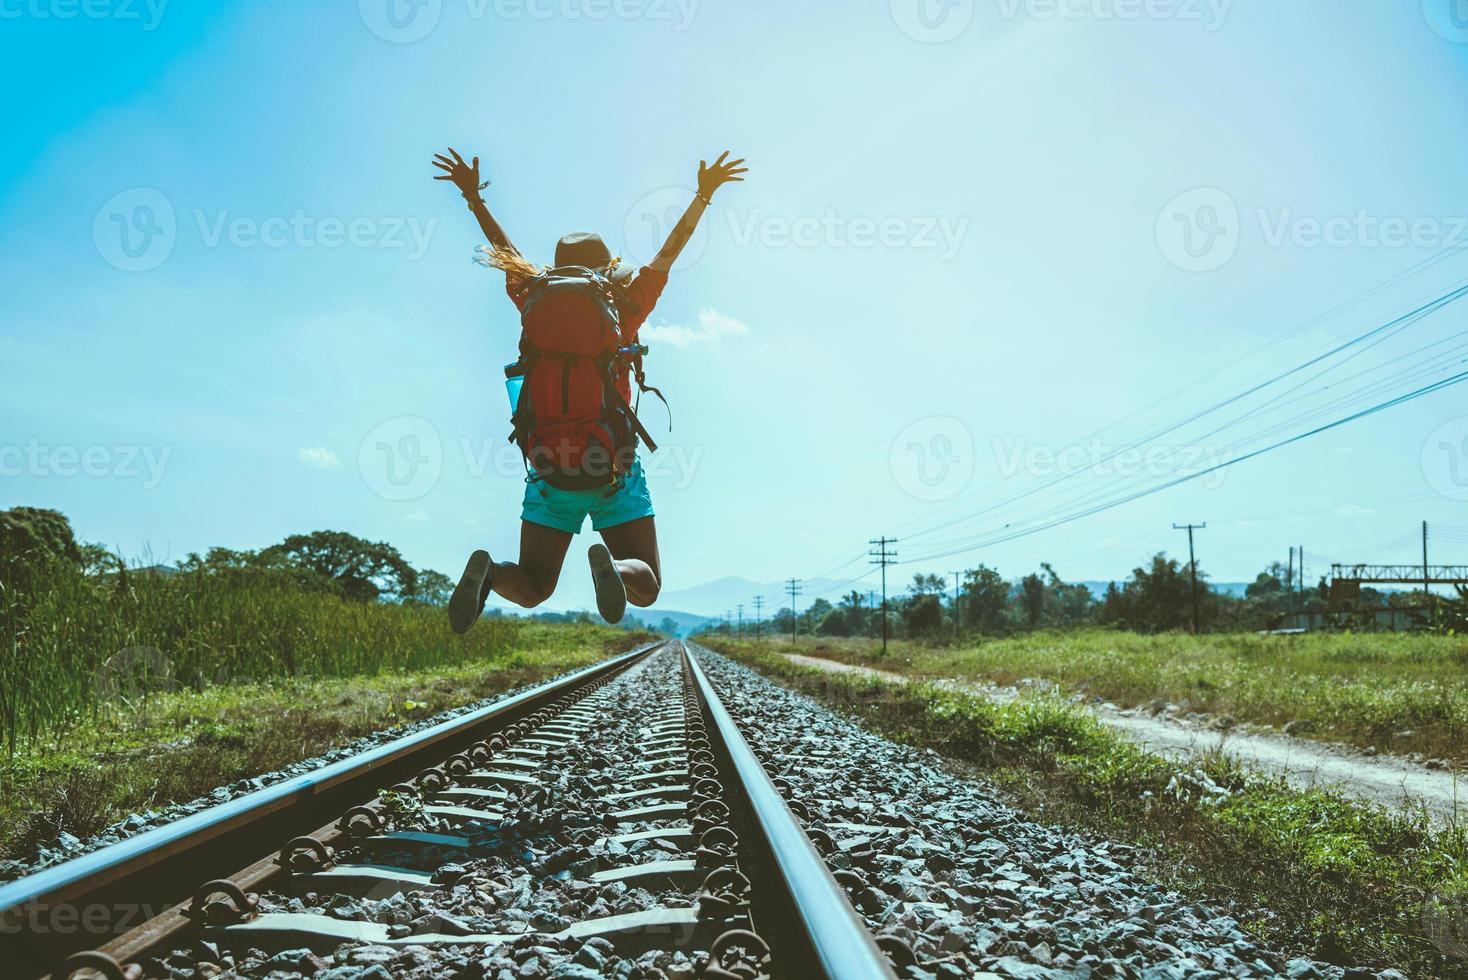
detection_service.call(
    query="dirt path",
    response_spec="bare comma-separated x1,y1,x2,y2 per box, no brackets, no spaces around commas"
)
783,654,1466,825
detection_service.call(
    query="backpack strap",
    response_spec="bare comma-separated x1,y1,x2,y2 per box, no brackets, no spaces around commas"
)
602,374,659,454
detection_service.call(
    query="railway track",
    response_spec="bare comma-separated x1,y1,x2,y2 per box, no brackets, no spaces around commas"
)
1,642,908,980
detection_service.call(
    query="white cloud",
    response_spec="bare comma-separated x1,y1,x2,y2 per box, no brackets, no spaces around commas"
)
405,510,429,524
298,446,340,469
642,308,749,348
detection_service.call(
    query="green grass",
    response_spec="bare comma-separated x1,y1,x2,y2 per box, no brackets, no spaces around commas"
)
751,629,1468,763
0,559,562,755
0,622,646,867
708,639,1468,979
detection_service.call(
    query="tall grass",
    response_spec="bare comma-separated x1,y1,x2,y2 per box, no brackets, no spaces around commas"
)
0,559,521,755
753,629,1468,762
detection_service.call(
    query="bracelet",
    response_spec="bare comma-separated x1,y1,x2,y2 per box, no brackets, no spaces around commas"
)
696,192,713,207
465,195,485,210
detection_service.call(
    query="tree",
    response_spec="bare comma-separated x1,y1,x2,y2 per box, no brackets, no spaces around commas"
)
1041,564,1094,626
405,569,453,606
658,617,681,636
260,530,417,603
1100,553,1211,633
907,573,945,596
801,599,834,635
961,565,1009,634
1020,573,1046,628
1,507,85,610
817,608,852,636
904,593,944,636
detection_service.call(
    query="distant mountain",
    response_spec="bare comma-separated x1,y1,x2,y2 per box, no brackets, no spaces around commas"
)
656,576,868,618
631,608,715,637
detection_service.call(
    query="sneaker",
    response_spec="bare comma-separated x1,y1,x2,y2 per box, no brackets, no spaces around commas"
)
588,543,627,625
449,550,493,635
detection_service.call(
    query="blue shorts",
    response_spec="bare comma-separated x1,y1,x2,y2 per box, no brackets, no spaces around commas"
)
521,459,655,535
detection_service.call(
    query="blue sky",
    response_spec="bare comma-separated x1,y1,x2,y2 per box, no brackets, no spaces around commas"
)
5,1,1468,614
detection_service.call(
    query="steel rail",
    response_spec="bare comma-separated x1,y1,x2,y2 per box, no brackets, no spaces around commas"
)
683,643,896,980
1,640,664,978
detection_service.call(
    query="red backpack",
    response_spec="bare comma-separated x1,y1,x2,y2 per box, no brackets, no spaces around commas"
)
508,266,661,491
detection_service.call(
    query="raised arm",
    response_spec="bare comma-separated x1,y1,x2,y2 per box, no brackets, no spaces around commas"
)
432,147,518,254
648,151,748,274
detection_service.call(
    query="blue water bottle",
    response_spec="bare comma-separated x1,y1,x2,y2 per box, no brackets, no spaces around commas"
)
504,362,525,412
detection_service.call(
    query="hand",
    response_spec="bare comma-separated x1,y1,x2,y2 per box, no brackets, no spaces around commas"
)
432,147,488,199
696,151,748,200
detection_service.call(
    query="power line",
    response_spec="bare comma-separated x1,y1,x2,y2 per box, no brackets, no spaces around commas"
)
899,279,1468,550
900,367,1468,565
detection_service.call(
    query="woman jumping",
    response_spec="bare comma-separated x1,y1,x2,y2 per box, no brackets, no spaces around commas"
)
432,146,747,632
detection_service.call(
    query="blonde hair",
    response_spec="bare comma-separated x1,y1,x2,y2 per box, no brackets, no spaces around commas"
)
474,244,542,295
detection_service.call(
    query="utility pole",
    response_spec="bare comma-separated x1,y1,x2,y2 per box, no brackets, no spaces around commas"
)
786,579,802,645
1423,520,1431,602
1173,523,1206,635
1298,545,1305,615
869,537,899,655
949,570,963,630
752,596,763,640
736,603,744,640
